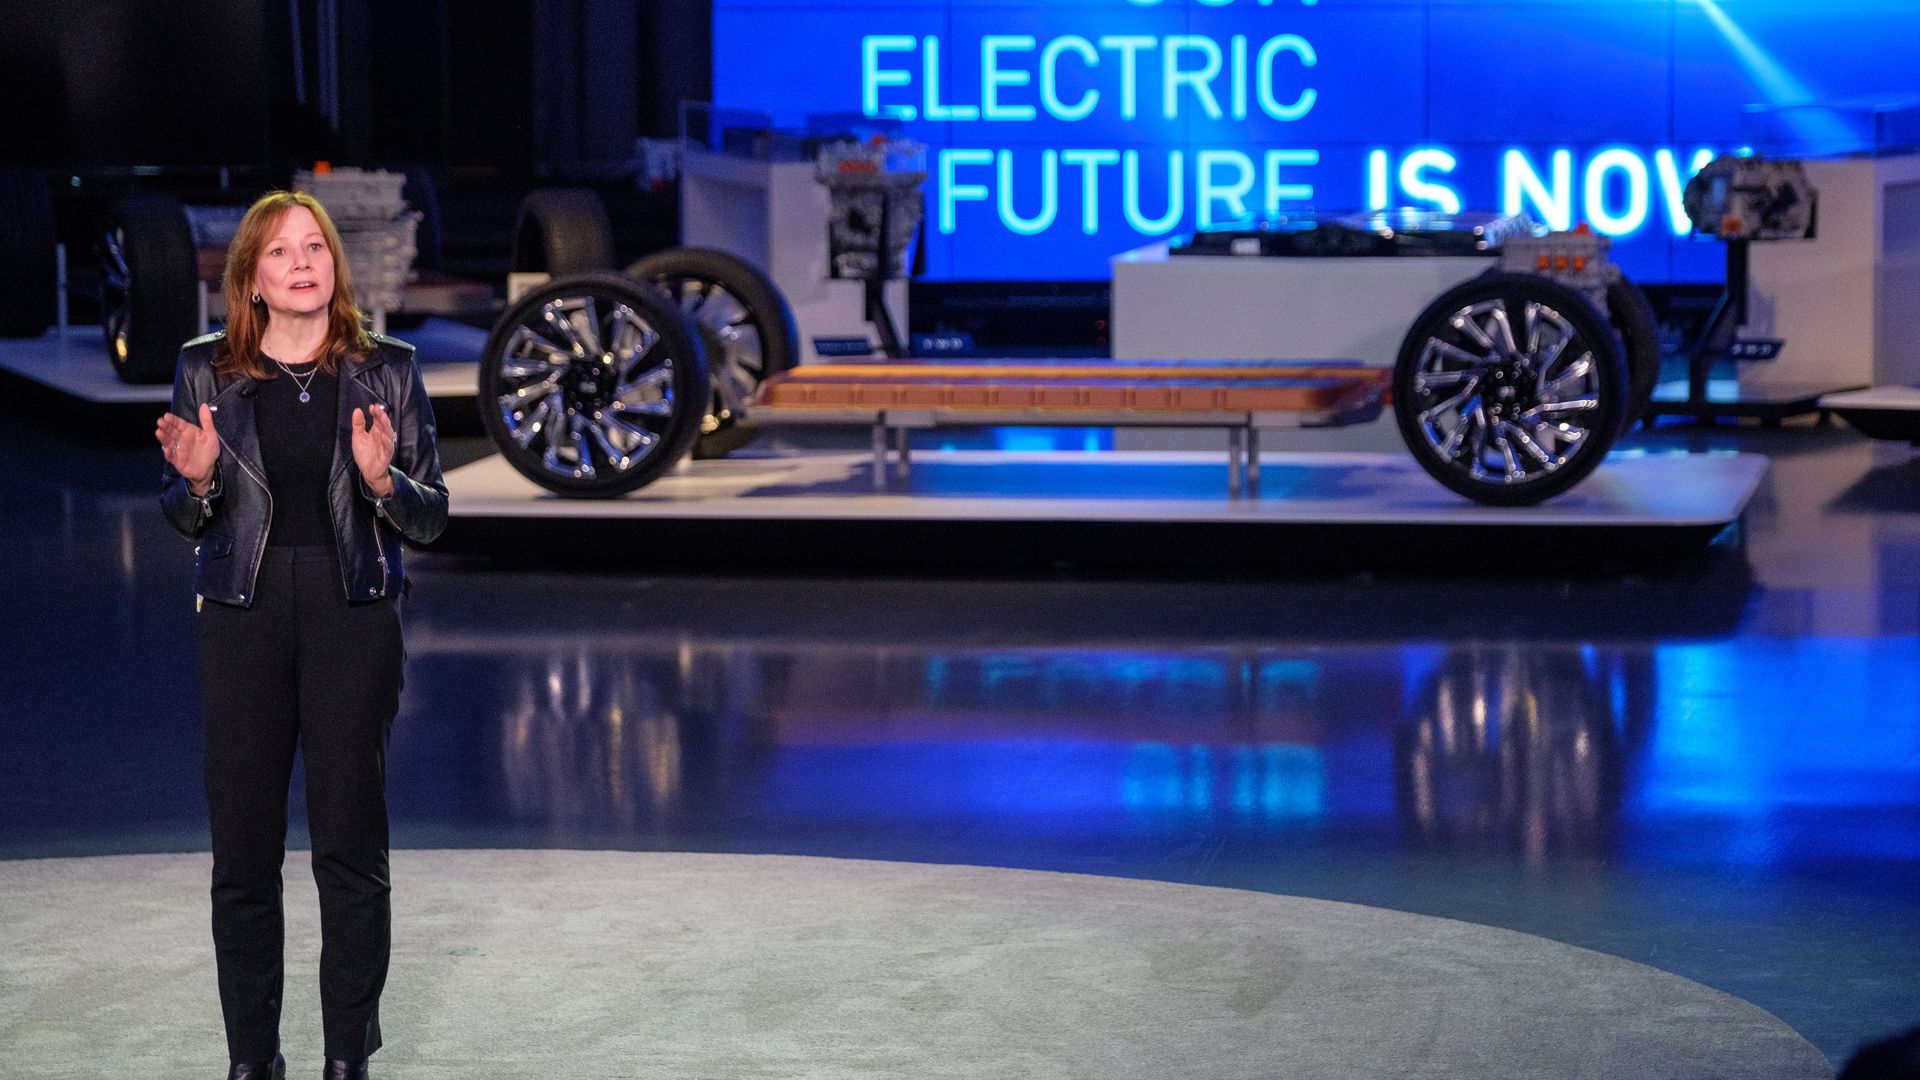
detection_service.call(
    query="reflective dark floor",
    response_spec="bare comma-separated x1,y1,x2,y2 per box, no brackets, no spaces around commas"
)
2,400,1917,1069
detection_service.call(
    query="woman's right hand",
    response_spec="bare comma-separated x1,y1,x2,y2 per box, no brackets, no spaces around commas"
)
157,404,221,493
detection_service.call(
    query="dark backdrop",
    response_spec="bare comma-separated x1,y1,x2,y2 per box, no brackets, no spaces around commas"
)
0,0,713,175
0,1,274,168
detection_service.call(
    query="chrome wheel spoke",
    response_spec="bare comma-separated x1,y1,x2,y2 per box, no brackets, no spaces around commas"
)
1418,378,1480,424
540,302,593,358
609,306,658,370
717,323,765,376
1415,295,1614,488
603,413,662,450
1539,356,1595,402
498,378,560,415
1536,397,1599,416
1489,305,1520,355
508,397,558,450
583,415,637,471
1438,403,1484,459
691,287,747,334
713,362,750,417
611,397,673,419
577,296,605,356
1502,420,1553,467
615,361,672,402
566,415,596,479
1494,429,1524,481
500,356,563,383
1528,312,1573,374
676,279,714,317
505,326,572,370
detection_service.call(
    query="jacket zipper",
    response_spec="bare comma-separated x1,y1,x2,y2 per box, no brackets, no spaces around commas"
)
212,426,273,605
361,378,392,598
370,498,389,595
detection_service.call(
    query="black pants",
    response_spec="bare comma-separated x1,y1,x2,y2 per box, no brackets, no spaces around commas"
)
196,544,405,1064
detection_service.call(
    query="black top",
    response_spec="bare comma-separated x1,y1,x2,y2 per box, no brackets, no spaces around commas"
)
256,357,341,548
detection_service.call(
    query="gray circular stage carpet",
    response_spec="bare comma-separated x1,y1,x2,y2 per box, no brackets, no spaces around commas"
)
0,851,1828,1080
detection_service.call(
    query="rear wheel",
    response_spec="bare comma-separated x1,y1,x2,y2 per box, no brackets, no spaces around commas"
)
1393,272,1626,506
1607,274,1661,434
623,247,798,458
479,272,709,497
510,188,614,276
102,192,199,384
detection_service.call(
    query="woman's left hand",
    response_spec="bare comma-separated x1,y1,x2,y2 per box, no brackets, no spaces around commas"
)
352,404,397,498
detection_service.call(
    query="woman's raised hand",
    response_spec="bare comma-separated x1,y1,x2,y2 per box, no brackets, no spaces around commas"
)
157,404,221,491
352,404,397,497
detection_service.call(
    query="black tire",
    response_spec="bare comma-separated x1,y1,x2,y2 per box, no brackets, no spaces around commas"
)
479,272,709,497
623,247,799,458
1606,274,1660,434
0,168,58,338
101,192,200,384
1393,272,1626,506
510,188,614,276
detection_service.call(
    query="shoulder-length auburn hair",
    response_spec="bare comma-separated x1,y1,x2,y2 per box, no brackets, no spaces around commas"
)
215,190,373,380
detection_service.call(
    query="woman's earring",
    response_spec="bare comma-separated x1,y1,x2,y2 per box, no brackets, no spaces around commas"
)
251,292,262,304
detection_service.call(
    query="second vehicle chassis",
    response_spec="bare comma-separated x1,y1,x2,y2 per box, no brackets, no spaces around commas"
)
476,227,1659,508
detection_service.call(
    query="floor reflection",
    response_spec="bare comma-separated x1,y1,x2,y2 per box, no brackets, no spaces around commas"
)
447,636,1664,857
1395,647,1649,861
498,649,688,828
417,625,1920,885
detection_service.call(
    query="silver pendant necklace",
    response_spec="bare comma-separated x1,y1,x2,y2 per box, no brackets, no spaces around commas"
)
274,358,319,404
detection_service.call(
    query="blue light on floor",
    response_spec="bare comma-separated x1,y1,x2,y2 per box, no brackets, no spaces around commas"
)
759,740,1325,825
1632,639,1920,864
946,652,1319,716
990,427,1114,454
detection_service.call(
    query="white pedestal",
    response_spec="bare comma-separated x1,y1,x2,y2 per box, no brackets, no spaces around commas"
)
1746,153,1920,389
680,149,906,363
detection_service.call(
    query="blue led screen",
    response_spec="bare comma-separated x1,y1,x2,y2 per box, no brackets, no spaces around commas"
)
713,0,1920,282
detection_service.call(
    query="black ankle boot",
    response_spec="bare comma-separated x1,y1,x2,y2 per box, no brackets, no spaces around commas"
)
227,1053,285,1080
321,1059,369,1080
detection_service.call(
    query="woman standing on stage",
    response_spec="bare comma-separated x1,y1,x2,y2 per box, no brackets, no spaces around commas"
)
157,189,447,1080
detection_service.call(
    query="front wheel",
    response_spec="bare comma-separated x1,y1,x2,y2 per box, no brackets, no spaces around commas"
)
1393,272,1626,506
479,273,710,497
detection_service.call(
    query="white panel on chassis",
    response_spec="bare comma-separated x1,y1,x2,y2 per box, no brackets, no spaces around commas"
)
1107,243,1491,451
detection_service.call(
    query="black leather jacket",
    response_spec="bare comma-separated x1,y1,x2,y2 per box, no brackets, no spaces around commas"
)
160,331,449,607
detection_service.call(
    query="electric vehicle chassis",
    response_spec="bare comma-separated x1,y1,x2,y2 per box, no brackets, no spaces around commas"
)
475,229,1659,507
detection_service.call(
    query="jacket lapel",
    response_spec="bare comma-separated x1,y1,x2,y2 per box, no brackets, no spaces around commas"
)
208,377,266,488
334,351,390,482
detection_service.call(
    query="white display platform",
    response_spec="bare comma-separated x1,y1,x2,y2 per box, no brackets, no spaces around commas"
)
443,449,1764,528
434,449,1764,570
1821,386,1920,410
1820,385,1920,443
0,320,484,405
